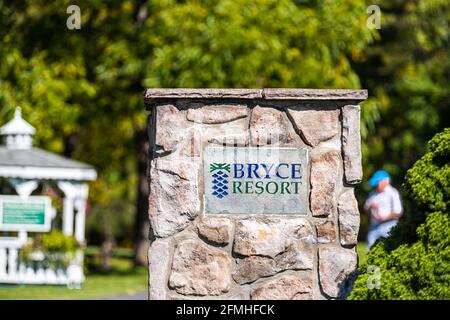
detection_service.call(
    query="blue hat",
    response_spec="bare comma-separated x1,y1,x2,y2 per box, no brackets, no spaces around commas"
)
368,170,390,187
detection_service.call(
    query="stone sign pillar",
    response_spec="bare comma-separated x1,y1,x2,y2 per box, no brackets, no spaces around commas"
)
144,88,367,300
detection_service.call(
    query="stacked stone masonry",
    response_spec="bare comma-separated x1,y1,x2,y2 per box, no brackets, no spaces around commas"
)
145,88,367,300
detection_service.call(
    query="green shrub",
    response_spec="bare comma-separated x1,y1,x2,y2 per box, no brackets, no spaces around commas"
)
20,231,80,269
349,128,450,299
42,231,79,253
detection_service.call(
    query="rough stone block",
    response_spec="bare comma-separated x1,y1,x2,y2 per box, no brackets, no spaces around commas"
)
315,220,336,244
233,256,276,284
341,105,362,184
208,133,249,146
233,218,314,257
177,128,202,158
318,247,357,298
310,150,340,217
250,275,313,300
148,159,200,238
338,189,360,246
148,238,171,300
287,107,340,147
197,217,232,246
232,219,315,283
155,104,184,153
168,239,232,296
186,104,248,124
250,106,292,146
201,118,248,146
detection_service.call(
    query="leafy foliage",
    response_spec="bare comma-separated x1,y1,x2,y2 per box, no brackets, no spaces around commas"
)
349,129,450,300
144,0,374,88
0,0,376,244
42,231,79,253
0,0,145,243
20,231,80,268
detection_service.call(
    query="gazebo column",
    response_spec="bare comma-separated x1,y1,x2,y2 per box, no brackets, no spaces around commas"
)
73,185,89,244
63,197,75,236
58,182,75,236
58,182,89,242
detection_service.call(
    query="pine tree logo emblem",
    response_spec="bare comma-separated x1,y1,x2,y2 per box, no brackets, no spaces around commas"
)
210,163,230,199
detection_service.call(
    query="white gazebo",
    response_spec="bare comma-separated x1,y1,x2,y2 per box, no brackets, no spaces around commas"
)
0,107,96,286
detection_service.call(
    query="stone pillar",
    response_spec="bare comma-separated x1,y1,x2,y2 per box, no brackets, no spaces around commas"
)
144,88,367,300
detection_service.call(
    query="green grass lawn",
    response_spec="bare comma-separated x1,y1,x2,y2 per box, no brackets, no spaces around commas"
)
357,242,368,267
0,247,148,300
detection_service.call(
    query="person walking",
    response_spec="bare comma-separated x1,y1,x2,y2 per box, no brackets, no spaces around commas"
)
364,170,403,249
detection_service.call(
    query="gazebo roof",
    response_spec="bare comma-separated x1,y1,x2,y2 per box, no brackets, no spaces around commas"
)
0,107,96,181
0,147,97,181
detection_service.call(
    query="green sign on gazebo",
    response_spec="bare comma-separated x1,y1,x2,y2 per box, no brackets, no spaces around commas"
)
0,195,52,232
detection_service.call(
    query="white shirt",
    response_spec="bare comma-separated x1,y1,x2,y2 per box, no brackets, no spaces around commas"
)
364,185,403,226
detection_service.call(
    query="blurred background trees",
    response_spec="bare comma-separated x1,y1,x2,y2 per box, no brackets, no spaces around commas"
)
0,0,448,268
354,0,450,238
356,0,449,180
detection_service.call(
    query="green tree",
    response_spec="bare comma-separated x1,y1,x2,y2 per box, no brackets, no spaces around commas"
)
0,0,146,267
143,0,374,88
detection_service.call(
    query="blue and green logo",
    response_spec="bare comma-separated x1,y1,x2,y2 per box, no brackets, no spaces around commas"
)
210,163,230,199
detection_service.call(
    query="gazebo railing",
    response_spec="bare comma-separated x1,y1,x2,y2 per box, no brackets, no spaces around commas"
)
0,236,84,288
